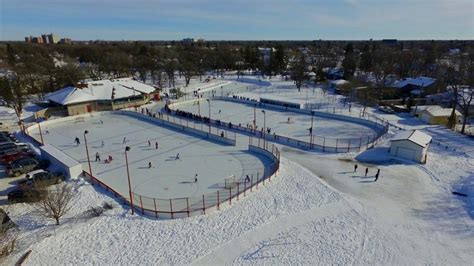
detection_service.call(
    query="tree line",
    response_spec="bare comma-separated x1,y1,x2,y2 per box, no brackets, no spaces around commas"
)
0,40,472,132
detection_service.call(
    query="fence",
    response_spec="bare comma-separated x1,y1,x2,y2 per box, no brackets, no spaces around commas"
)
168,96,390,153
83,138,280,219
118,109,237,146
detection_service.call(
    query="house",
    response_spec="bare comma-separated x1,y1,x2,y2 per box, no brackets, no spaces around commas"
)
328,79,349,93
412,105,462,125
393,77,436,96
325,68,344,80
389,130,432,163
44,78,158,116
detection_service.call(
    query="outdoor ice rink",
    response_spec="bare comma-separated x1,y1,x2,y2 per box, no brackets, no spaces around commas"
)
176,99,378,140
28,113,271,201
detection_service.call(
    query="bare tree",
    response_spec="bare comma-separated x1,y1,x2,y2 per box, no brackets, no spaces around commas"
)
36,184,75,225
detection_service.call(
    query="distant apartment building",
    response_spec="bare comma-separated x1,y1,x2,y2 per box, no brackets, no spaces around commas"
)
32,36,44,44
25,33,66,44
60,38,72,44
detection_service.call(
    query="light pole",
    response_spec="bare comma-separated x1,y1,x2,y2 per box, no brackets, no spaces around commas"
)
37,121,44,145
310,111,314,149
253,104,257,131
261,110,266,148
125,146,134,215
83,130,92,176
197,99,201,116
206,99,211,133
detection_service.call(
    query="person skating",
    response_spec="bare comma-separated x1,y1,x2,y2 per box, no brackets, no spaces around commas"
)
175,153,180,160
245,175,250,183
354,164,358,173
74,137,80,146
148,161,152,168
365,167,369,177
101,140,105,148
148,140,151,147
155,141,159,150
375,169,380,182
194,174,198,183
95,152,101,162
122,137,127,144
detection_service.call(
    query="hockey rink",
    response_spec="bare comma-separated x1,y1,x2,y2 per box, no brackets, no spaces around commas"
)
28,113,271,201
176,99,379,140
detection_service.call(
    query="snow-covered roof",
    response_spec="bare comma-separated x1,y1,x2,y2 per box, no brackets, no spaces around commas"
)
45,78,156,105
391,130,432,148
394,77,436,89
416,105,462,117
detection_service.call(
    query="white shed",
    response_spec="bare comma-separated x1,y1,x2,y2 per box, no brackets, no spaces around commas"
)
389,130,432,164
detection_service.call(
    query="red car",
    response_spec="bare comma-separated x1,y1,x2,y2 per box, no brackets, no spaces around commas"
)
0,151,35,164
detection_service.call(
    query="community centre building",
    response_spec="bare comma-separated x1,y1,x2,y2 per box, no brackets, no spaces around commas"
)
389,130,432,164
44,78,159,116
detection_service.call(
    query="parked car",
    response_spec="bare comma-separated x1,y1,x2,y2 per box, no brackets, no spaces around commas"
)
6,157,50,177
18,170,65,187
7,188,44,203
0,144,31,157
0,150,35,164
378,106,395,114
0,142,28,151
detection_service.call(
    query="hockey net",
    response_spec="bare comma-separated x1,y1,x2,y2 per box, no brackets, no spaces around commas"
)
224,175,237,189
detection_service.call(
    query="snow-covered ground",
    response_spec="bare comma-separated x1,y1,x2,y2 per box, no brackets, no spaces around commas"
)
1,76,473,265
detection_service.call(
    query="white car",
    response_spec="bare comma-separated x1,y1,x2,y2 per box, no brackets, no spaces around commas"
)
378,106,395,114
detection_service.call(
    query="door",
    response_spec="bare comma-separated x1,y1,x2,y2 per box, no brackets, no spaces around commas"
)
396,147,416,161
86,105,92,113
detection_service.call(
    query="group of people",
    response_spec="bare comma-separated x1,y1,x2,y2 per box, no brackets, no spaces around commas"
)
95,152,113,164
174,109,211,124
354,164,380,182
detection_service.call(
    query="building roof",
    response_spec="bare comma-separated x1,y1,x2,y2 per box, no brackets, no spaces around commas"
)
391,130,432,148
394,77,436,89
45,78,156,105
416,105,462,117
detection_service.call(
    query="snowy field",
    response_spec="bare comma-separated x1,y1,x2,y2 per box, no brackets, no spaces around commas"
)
27,113,270,202
176,99,378,141
1,75,473,265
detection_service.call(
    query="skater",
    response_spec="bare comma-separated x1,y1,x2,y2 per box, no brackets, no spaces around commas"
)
45,127,50,134
365,167,369,177
101,140,105,148
148,140,151,147
95,152,100,162
100,119,104,124
175,153,180,160
148,161,152,168
218,109,222,114
122,137,126,144
74,137,80,146
194,174,198,183
245,175,250,182
354,164,358,173
108,155,113,162
155,141,159,150
375,172,379,182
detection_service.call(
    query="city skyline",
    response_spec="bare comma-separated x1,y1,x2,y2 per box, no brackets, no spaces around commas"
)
1,0,473,41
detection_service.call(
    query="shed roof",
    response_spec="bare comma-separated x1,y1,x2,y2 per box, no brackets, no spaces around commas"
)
391,130,432,148
45,78,156,105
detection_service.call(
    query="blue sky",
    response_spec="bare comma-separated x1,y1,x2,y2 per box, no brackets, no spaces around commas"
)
1,0,473,40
